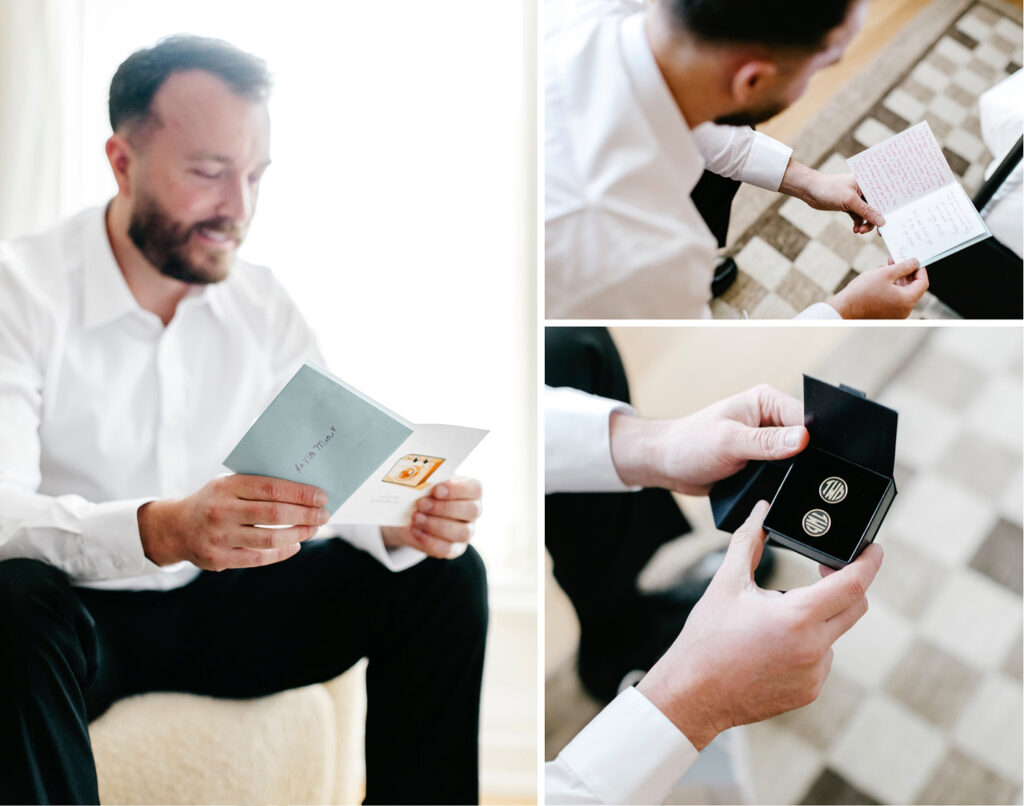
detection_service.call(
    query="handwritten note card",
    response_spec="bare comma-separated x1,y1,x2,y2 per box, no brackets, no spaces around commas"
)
223,362,487,525
847,121,990,265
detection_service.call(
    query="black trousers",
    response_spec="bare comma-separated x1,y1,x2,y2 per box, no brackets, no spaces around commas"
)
545,328,691,635
0,539,487,805
690,169,742,249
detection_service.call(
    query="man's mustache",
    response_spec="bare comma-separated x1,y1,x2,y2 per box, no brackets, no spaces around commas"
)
188,217,245,242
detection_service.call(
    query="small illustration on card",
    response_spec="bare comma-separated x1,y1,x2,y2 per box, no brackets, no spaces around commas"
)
847,121,991,265
382,454,445,488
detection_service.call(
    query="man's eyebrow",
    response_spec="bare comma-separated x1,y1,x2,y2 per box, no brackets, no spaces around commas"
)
186,154,273,170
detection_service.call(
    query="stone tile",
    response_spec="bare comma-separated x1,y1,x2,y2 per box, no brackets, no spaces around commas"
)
967,55,999,80
927,52,958,77
750,291,797,320
871,104,911,137
819,152,850,174
794,241,850,290
970,518,1024,595
854,117,896,149
936,36,975,66
870,534,943,619
780,196,830,238
759,214,810,262
947,128,987,163
708,297,741,319
912,60,953,93
992,32,1019,54
926,114,954,141
929,94,970,127
977,44,1012,71
966,376,1024,454
943,146,971,176
958,13,995,43
833,131,864,159
851,240,889,272
877,385,960,470
833,599,915,688
720,270,768,314
1001,631,1023,682
801,768,880,805
921,568,1023,671
775,670,864,748
995,17,1022,42
946,82,978,109
833,268,860,294
916,747,1020,805
742,721,824,806
972,4,999,25
935,433,1022,500
898,342,986,411
734,235,791,291
828,695,946,804
884,87,926,125
998,467,1023,528
962,162,988,195
884,638,981,729
816,219,864,264
949,27,980,51
775,268,828,310
902,78,934,105
953,674,1024,783
932,328,1023,373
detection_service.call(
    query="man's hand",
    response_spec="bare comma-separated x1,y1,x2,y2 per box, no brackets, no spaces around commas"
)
138,475,330,570
780,160,884,234
637,501,883,750
609,385,809,495
828,258,929,319
381,477,483,559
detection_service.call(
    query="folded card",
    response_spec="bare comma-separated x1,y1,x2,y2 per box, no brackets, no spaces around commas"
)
224,362,487,525
847,121,991,265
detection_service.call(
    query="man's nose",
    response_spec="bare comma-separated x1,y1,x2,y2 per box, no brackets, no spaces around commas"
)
217,175,253,222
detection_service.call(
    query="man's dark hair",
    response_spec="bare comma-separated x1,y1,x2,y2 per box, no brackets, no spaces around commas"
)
666,0,857,49
108,34,271,133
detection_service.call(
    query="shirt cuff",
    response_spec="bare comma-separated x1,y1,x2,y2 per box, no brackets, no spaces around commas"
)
742,131,793,191
795,302,842,320
545,386,639,494
333,523,425,571
556,687,699,805
79,497,158,579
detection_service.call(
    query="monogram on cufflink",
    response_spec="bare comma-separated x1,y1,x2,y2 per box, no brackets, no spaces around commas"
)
802,509,831,536
819,476,848,503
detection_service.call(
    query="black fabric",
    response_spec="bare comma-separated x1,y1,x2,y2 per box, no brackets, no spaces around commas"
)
545,328,691,633
690,168,742,248
0,541,487,805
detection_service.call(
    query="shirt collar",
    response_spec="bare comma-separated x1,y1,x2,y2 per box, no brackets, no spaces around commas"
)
81,204,229,330
618,12,705,193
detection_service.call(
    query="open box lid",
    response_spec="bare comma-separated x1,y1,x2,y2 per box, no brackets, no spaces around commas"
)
804,374,898,477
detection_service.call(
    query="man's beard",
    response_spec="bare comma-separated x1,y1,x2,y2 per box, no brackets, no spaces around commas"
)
128,194,244,285
714,98,788,128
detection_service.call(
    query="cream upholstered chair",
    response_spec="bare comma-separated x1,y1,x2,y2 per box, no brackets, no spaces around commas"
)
90,662,366,805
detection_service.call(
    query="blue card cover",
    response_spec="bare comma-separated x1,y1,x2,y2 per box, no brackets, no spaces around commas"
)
224,362,414,514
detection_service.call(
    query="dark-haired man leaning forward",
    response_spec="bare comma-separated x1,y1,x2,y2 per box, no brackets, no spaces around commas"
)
545,0,930,319
0,37,486,805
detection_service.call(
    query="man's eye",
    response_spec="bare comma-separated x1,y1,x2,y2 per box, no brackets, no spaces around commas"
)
192,169,222,180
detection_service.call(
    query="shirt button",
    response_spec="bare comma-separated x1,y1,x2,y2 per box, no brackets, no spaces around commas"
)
113,557,125,570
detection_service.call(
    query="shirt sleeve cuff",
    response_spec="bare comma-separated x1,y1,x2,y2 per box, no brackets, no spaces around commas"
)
79,497,159,579
333,524,425,571
795,302,842,320
556,687,699,804
742,131,793,191
545,386,640,494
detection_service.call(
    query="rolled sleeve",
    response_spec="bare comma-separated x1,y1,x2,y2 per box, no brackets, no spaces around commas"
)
546,686,700,804
545,386,639,494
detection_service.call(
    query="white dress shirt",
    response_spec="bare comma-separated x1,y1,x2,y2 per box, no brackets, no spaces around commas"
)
545,385,700,803
545,0,840,320
0,206,423,590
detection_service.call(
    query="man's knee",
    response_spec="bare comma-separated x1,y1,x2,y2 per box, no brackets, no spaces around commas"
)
0,559,92,685
429,546,489,640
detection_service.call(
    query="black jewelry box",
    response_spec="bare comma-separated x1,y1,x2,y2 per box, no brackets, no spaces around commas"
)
710,375,898,570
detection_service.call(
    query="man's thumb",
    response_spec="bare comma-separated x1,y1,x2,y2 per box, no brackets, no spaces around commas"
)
738,425,807,461
722,500,771,582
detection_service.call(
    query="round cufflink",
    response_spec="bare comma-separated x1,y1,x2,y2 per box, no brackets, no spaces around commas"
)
802,509,831,537
819,476,848,504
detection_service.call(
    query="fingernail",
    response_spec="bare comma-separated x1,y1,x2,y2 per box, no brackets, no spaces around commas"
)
784,427,803,448
414,513,427,525
909,259,919,268
315,492,328,506
318,508,330,524
434,485,449,499
418,498,433,513
878,216,886,226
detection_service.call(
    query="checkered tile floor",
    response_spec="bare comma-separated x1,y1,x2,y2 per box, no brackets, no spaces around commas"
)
741,329,1023,805
712,2,1023,320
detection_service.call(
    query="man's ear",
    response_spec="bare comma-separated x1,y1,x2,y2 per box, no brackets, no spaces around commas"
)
105,133,135,198
729,59,778,107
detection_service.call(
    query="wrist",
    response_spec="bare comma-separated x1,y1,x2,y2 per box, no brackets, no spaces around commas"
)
138,500,180,566
609,411,672,489
381,526,402,548
636,664,720,751
778,158,818,204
